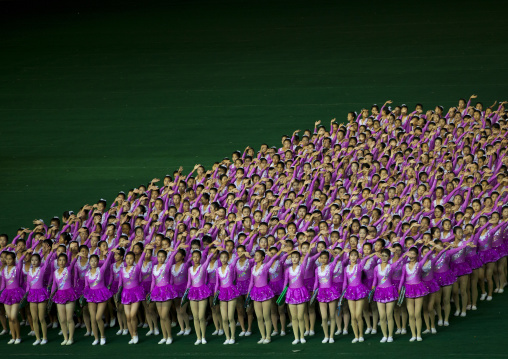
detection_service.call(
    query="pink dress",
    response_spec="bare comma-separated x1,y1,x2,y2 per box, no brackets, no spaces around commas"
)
283,253,311,305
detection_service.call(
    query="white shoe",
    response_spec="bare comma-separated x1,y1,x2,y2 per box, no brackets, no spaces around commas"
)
480,293,487,301
334,329,341,335
444,321,449,326
322,337,329,343
487,296,493,301
132,336,138,344
422,329,430,334
371,329,377,335
66,339,73,345
158,338,167,344
166,338,173,345
292,339,300,345
461,312,466,317
454,310,460,317
417,337,423,342
342,329,348,335
128,339,134,344
257,338,265,344
239,331,245,337
84,331,91,337
472,305,478,310
365,327,372,334
28,331,35,336
122,329,129,335
236,321,240,327
58,331,63,335
194,339,201,345
271,331,279,336
100,338,106,345
104,323,109,328
329,338,334,343
229,338,235,344
280,331,286,336
409,337,416,342
359,337,364,342
92,339,99,345
154,328,159,336
303,330,309,336
171,322,177,327
245,331,252,336
499,289,504,293
387,337,393,342
431,328,437,334
224,339,230,345
41,339,48,345
287,323,293,328
146,330,153,336
143,323,148,329
116,329,123,335
494,288,499,293
218,329,224,336
110,319,116,327
52,323,58,329
395,329,401,334
437,320,443,326
61,340,67,346
176,330,184,336
466,305,471,310
201,338,207,344
380,337,387,343
401,329,407,335
352,338,359,343
137,323,143,328
184,328,191,336
14,339,22,344
0,330,7,335
309,330,315,336
300,338,306,344
212,330,219,336
7,338,15,344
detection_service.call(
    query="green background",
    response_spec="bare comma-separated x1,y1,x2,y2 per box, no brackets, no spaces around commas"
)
1,0,508,355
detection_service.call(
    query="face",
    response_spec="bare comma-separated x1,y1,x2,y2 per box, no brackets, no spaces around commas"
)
57,256,67,268
291,253,300,264
90,256,99,268
31,255,40,267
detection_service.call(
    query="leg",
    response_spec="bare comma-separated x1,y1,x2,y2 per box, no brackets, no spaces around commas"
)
414,297,424,338
254,301,266,339
198,300,208,339
89,302,99,341
83,305,91,335
228,299,237,339
328,301,337,338
319,302,329,339
486,262,495,296
459,275,469,313
377,302,387,338
38,302,48,340
362,299,372,332
236,296,246,332
478,266,486,295
452,282,460,314
442,285,452,323
406,298,416,338
386,301,395,338
288,304,300,341
262,300,272,340
30,303,41,341
348,300,358,339
297,303,306,339
57,304,69,341
270,298,279,333
470,269,479,307
96,302,108,339
189,301,201,339
435,289,443,323
355,299,365,337
220,301,230,340
65,302,75,341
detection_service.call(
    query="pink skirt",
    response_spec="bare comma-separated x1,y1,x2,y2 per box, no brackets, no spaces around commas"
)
479,249,499,264
405,282,429,299
269,279,285,296
373,285,399,303
121,286,146,305
53,288,79,304
188,285,212,301
423,279,440,294
466,255,483,270
286,286,310,305
173,283,187,298
0,287,25,305
84,287,113,303
434,270,457,287
27,288,49,303
251,285,274,302
151,284,178,302
344,283,369,301
236,280,250,296
218,285,240,301
317,286,341,303
452,262,472,277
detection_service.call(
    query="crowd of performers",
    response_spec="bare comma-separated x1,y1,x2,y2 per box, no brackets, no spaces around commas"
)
1,95,508,347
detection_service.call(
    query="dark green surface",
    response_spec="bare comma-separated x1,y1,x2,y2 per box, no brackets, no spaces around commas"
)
1,0,508,355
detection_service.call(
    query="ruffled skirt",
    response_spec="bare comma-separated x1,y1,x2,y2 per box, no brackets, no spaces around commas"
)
218,285,240,301
452,262,472,277
84,287,113,303
269,279,285,296
373,285,399,303
344,283,369,301
304,277,314,293
173,283,187,298
316,286,340,303
466,255,484,270
251,285,274,302
188,285,212,301
236,280,250,296
53,288,79,304
423,279,440,294
405,282,429,298
121,286,146,304
434,270,457,287
0,287,25,305
151,284,178,302
479,249,500,264
286,286,310,305
27,288,49,303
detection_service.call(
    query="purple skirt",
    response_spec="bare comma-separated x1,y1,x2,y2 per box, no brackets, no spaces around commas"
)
434,270,457,287
317,286,340,303
466,255,483,270
492,245,507,259
141,281,151,294
304,278,314,293
423,280,440,294
151,284,178,302
344,283,369,301
373,285,399,303
452,262,472,277
363,277,374,290
121,286,146,304
53,288,79,304
392,279,401,290
405,282,430,299
84,287,113,303
479,249,499,264
251,285,274,302
27,288,49,303
0,287,25,305
236,280,250,296
173,283,187,298
218,285,240,301
188,285,212,301
269,279,285,296
286,286,310,305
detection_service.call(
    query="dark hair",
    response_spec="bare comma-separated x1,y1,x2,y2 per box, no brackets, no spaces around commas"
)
89,254,99,262
381,248,391,257
125,251,135,259
255,250,266,259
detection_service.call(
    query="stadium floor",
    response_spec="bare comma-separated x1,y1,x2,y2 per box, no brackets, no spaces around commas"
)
1,0,508,355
